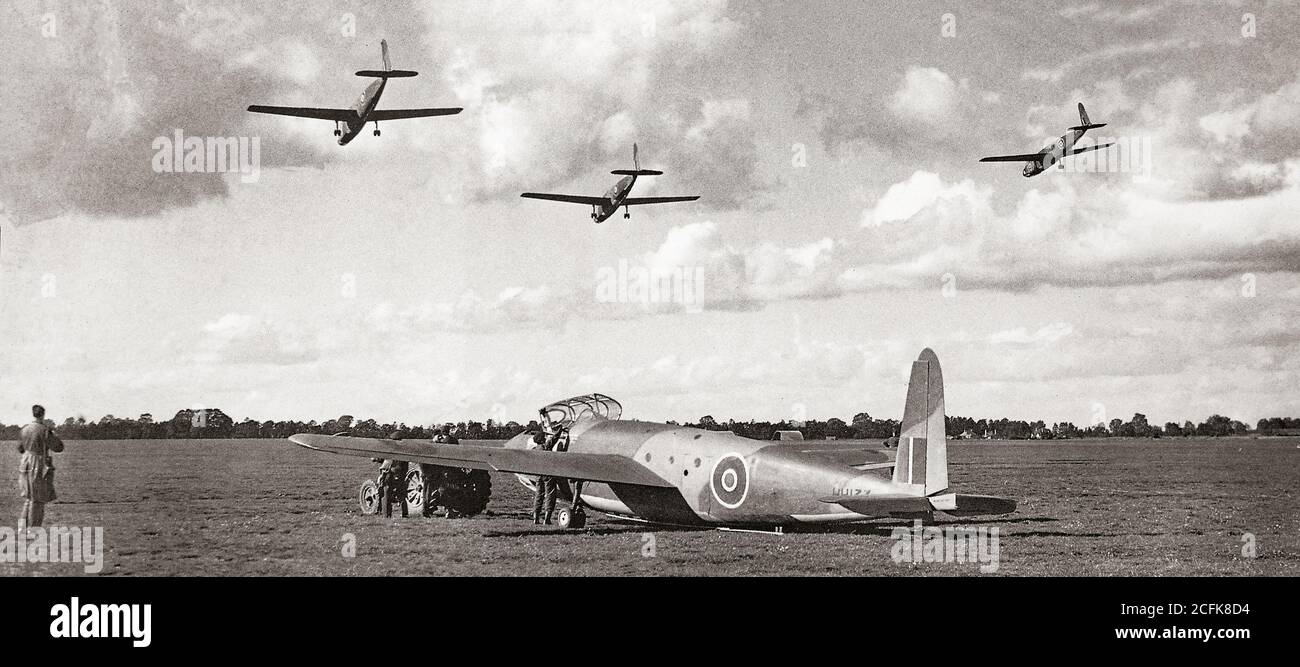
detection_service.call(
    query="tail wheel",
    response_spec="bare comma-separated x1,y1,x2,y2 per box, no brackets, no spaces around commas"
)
359,480,381,515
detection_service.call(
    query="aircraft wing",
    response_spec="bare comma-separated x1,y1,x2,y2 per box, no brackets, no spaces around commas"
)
979,153,1043,163
1069,142,1114,156
520,193,609,206
288,434,674,488
623,196,700,205
370,108,463,121
247,105,357,121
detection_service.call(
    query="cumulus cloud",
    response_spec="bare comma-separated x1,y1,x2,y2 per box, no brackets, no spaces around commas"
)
842,169,1300,292
0,2,433,224
814,66,992,155
640,221,840,308
418,1,763,207
197,313,319,366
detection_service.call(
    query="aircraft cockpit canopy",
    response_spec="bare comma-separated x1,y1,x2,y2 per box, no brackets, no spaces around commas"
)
539,394,622,430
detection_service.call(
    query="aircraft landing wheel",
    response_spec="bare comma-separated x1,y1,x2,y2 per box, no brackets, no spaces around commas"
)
555,507,586,530
373,129,381,137
359,480,381,515
623,213,630,219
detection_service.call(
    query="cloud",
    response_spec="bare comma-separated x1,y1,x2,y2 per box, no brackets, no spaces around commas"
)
641,222,840,307
197,313,319,366
1022,38,1188,83
418,1,762,207
842,169,1300,291
814,66,991,155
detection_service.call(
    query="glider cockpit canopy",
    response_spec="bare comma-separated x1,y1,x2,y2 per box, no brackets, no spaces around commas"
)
539,394,622,430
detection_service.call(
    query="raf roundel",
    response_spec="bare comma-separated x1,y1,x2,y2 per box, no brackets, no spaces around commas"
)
710,454,750,509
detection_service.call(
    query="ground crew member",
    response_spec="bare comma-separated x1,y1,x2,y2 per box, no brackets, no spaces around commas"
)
17,404,64,531
420,426,451,518
377,459,409,518
531,430,563,524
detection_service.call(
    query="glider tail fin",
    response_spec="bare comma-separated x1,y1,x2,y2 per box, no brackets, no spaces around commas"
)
357,39,418,77
1069,102,1107,131
892,348,948,495
611,143,664,176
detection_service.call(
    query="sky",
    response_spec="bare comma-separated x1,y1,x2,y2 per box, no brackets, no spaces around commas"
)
1,0,1298,429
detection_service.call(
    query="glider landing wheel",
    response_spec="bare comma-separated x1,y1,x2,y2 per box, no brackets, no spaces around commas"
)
555,507,586,530
359,479,381,515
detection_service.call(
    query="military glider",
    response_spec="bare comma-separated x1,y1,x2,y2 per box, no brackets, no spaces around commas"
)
247,39,461,146
289,349,1016,529
521,144,699,223
981,102,1113,177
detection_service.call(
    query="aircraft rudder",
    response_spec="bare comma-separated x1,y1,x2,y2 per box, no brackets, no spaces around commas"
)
893,348,948,494
1078,102,1090,127
381,38,392,71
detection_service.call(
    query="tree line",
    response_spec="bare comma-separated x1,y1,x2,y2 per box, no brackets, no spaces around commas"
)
1,408,1293,442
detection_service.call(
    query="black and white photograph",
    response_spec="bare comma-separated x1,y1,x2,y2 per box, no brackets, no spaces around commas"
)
0,0,1295,651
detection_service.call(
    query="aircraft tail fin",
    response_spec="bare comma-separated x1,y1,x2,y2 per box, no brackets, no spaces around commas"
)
892,348,948,495
1069,102,1105,131
358,39,417,77
611,143,663,175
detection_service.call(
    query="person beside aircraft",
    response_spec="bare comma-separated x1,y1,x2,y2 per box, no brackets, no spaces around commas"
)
17,404,64,531
530,431,562,525
377,458,409,518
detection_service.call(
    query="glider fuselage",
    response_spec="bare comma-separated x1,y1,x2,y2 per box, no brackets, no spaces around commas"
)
592,175,637,223
506,419,898,526
339,78,387,145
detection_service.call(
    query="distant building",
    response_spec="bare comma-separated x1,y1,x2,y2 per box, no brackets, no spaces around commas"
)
772,430,804,441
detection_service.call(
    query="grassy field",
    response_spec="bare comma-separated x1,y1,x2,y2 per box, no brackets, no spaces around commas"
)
1,436,1296,576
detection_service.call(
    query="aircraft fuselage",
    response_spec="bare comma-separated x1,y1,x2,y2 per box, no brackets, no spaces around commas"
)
506,419,900,526
592,175,637,223
1024,128,1087,177
339,77,387,146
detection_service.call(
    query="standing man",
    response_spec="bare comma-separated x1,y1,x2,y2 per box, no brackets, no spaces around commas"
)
18,405,64,531
377,459,409,518
530,431,562,525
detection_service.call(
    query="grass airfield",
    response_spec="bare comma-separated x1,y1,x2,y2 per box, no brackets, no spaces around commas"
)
1,436,1295,576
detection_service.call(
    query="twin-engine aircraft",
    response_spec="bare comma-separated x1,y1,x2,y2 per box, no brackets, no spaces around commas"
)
981,102,1113,177
247,39,462,146
521,144,700,223
288,349,1016,530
